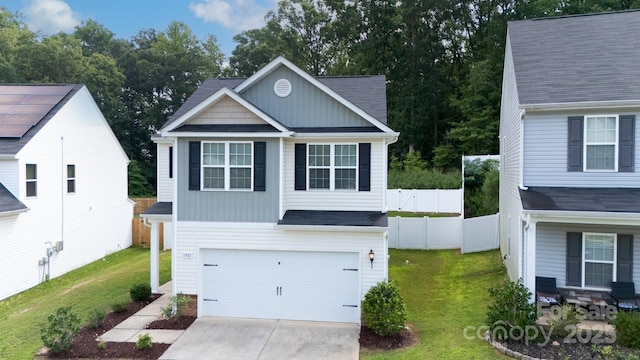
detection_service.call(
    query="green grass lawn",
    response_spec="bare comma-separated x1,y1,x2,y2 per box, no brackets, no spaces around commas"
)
0,247,171,360
361,249,508,360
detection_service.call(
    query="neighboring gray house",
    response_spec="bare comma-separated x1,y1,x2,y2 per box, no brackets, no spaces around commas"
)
142,56,398,323
499,10,640,296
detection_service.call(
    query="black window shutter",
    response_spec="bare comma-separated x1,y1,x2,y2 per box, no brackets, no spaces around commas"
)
568,116,584,172
169,146,173,179
359,143,371,191
617,234,634,282
254,142,266,191
619,115,635,172
566,232,582,287
188,141,200,190
294,143,306,190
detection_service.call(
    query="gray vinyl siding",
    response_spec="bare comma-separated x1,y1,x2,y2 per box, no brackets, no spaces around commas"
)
536,223,640,288
177,137,279,222
499,35,524,281
240,66,372,128
523,110,640,187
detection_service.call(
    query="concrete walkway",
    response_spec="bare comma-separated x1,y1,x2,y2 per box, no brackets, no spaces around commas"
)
159,317,360,360
101,282,185,344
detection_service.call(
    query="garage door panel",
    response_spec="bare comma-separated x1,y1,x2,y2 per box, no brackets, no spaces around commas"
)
201,249,360,323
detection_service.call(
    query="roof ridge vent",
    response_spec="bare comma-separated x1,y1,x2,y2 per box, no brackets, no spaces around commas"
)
274,79,292,98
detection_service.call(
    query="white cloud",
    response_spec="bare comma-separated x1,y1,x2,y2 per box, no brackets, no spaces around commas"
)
23,0,82,34
188,0,272,32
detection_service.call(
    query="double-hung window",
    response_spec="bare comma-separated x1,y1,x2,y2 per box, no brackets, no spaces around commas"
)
202,141,252,190
308,144,357,190
26,164,37,197
583,233,616,288
67,164,76,193
585,116,617,171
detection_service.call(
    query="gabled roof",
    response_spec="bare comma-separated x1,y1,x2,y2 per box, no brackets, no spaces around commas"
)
520,187,640,213
508,10,640,106
161,57,391,133
0,182,27,215
0,84,83,155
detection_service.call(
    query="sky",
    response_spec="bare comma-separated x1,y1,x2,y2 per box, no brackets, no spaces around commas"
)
2,0,278,58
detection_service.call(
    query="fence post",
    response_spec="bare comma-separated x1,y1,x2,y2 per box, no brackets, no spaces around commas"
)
424,216,429,249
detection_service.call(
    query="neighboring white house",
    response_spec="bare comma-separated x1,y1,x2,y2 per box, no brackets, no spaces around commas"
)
499,11,640,295
0,84,133,300
142,56,398,324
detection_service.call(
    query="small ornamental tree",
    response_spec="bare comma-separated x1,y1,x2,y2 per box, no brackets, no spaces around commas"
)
363,281,407,337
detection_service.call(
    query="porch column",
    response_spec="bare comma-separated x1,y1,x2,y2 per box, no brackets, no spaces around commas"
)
150,221,160,293
524,220,537,300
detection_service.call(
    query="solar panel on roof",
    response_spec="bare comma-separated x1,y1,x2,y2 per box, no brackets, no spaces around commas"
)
0,85,73,138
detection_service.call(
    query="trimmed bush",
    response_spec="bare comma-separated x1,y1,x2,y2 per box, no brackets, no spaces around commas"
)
161,293,192,321
40,306,81,353
86,308,106,329
136,333,152,350
130,283,152,301
363,281,407,337
611,310,640,349
110,298,130,313
486,279,537,341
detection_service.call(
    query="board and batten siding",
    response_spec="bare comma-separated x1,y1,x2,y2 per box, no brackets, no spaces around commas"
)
156,142,174,202
173,221,387,299
535,223,640,288
186,96,264,125
283,138,385,211
176,137,279,222
0,159,18,195
499,34,525,282
240,66,371,128
0,86,132,301
523,110,640,187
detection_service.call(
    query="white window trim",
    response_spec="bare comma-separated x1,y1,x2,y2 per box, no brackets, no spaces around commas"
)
201,141,253,191
581,232,617,289
306,143,358,191
583,115,618,172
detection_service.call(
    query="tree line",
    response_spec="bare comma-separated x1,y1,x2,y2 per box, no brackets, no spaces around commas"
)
1,1,636,195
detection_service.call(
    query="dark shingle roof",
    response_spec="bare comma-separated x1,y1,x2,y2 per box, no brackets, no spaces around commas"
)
0,84,83,155
508,11,640,105
0,182,27,214
142,202,172,215
278,210,388,227
161,75,387,130
520,187,640,213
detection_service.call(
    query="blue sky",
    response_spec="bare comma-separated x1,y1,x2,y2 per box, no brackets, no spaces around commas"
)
2,0,278,58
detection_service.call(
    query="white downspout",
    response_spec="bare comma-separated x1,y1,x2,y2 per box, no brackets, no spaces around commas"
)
519,109,528,190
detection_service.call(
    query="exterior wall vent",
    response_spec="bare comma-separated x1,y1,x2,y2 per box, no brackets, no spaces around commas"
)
274,79,292,98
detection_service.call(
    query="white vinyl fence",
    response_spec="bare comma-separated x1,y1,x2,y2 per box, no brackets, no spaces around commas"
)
388,213,499,254
387,189,462,214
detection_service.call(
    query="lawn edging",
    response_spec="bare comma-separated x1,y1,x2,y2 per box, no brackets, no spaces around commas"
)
484,331,540,360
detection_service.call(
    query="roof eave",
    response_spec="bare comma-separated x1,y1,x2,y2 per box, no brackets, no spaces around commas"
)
524,209,640,226
522,99,640,112
292,132,400,139
275,224,387,232
161,131,294,138
0,208,29,218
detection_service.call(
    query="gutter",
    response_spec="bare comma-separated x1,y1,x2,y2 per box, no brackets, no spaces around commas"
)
0,208,29,218
523,100,640,112
276,224,388,233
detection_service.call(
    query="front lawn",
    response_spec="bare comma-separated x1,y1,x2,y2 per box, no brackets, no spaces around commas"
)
362,249,508,359
0,247,171,360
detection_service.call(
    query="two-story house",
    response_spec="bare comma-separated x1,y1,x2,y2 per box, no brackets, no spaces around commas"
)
499,11,640,297
142,57,398,323
0,84,132,300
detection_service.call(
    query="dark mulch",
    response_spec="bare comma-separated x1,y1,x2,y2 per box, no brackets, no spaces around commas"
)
502,335,640,359
43,294,170,359
359,324,418,351
146,295,197,330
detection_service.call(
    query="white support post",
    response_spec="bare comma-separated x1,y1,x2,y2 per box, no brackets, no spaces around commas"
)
150,221,160,293
524,220,537,300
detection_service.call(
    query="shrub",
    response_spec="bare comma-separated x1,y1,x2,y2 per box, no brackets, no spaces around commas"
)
611,310,640,349
40,306,81,353
97,336,106,350
130,283,152,301
362,281,407,337
86,308,106,329
161,293,192,321
110,298,130,313
486,279,537,341
136,332,152,350
545,304,579,338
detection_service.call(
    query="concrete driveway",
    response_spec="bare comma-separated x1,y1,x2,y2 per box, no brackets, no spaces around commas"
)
159,317,360,360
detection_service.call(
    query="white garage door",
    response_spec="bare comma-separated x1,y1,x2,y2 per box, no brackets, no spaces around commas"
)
201,249,360,323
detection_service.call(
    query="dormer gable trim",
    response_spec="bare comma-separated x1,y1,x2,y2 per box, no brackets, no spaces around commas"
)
161,87,290,135
234,56,395,134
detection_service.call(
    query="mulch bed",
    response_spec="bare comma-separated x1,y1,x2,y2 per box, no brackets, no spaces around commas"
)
146,295,197,330
42,294,170,359
501,334,640,359
359,323,418,351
